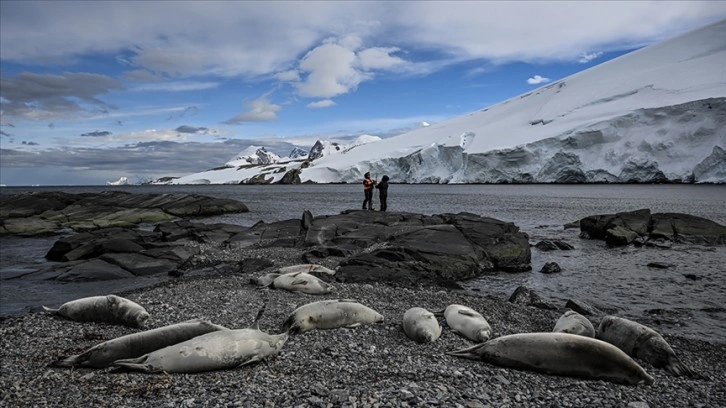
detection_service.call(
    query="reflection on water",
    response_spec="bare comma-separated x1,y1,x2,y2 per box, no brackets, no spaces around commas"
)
1,184,725,342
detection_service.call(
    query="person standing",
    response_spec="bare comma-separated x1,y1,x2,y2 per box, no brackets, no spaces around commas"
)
376,175,389,212
362,172,375,210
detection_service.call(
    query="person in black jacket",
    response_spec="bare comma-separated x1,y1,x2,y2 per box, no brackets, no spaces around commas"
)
375,175,389,211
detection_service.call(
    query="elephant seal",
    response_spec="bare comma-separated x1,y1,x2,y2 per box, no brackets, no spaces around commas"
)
596,315,702,378
442,304,491,342
402,307,441,343
282,299,384,334
553,310,595,337
43,295,149,328
448,332,654,385
51,319,228,368
271,272,335,295
113,322,287,373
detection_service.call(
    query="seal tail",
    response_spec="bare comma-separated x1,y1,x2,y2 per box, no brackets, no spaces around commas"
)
42,306,59,314
113,356,154,372
281,315,300,335
49,354,86,368
446,342,486,358
666,359,707,380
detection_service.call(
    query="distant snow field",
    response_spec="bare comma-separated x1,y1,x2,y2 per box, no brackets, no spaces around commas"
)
160,20,726,185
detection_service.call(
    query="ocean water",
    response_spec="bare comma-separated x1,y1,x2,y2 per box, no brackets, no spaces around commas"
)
1,184,725,343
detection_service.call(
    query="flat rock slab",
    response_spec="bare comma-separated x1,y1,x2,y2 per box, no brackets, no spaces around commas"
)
0,191,249,236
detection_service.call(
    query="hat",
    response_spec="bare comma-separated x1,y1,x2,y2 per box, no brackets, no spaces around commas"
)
364,172,370,178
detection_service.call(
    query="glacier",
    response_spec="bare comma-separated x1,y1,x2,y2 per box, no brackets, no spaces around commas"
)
164,20,726,185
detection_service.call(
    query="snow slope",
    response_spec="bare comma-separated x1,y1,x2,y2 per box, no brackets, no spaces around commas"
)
172,20,726,184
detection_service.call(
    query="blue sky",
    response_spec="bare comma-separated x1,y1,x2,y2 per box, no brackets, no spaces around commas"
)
2,1,725,185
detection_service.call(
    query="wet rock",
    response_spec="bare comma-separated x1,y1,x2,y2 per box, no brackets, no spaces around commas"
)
508,286,556,310
539,262,562,274
100,253,178,276
647,262,673,269
534,240,574,251
565,299,602,316
684,274,703,281
55,259,136,281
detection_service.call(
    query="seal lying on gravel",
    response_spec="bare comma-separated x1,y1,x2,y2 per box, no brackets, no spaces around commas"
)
440,304,492,342
596,315,703,378
42,295,149,328
402,307,441,343
113,322,288,373
250,273,281,287
268,272,335,295
553,310,595,337
277,264,336,275
282,299,384,334
447,332,654,385
51,319,228,368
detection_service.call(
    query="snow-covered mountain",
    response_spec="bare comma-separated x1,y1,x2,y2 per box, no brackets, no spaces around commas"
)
288,147,309,160
225,146,281,166
169,20,726,185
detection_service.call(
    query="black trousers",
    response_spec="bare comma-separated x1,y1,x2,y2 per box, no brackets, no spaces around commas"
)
379,193,387,211
362,189,373,210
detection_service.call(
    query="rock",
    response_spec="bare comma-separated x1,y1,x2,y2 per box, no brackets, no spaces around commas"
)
99,253,178,276
534,240,574,251
683,274,703,281
564,299,602,316
238,257,275,273
579,209,726,246
539,262,561,274
508,286,556,310
55,259,136,282
647,262,672,269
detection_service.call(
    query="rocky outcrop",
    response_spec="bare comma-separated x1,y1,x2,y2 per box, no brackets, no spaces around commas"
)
579,209,726,246
0,191,249,236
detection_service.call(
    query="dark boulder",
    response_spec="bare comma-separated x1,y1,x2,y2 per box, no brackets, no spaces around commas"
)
534,240,574,251
539,262,562,274
55,259,136,282
508,286,556,310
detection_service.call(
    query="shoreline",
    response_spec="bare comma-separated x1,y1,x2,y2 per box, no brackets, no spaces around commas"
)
2,263,725,407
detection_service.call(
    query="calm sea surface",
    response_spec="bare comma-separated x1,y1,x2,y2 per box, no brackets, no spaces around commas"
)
1,184,725,343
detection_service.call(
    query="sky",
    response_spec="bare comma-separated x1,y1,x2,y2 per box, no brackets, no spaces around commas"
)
1,1,725,186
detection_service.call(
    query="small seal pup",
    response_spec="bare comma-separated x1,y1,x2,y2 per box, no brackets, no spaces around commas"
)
270,272,335,295
553,310,595,337
447,332,654,385
43,295,149,328
402,307,441,343
441,304,491,342
282,299,384,334
51,319,228,368
596,315,702,378
113,322,288,373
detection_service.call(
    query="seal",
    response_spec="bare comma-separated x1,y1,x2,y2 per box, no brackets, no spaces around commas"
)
250,273,281,287
271,272,335,295
277,264,336,276
442,304,491,342
282,299,384,334
553,310,595,337
447,332,654,385
402,307,441,343
113,322,288,373
51,319,229,368
596,315,702,378
43,295,149,328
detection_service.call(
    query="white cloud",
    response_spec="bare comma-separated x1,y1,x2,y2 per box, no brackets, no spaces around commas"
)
307,99,337,109
295,41,369,98
357,47,406,70
527,75,551,85
275,70,300,82
579,51,604,63
225,96,282,124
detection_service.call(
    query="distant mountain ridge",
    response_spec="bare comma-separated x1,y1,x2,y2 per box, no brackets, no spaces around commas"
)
158,20,726,185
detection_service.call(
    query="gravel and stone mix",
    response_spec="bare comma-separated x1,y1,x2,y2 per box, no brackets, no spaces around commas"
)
2,247,725,408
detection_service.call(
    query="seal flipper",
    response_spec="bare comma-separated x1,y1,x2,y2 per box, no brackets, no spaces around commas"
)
446,342,486,359
50,352,89,368
666,358,706,379
458,310,477,317
432,308,446,317
113,355,156,373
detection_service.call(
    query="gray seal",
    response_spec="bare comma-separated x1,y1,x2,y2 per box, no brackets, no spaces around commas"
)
113,322,287,373
442,304,491,342
271,272,335,295
447,332,654,385
553,310,595,337
282,299,384,333
596,315,702,378
51,319,228,368
402,307,441,343
43,295,149,328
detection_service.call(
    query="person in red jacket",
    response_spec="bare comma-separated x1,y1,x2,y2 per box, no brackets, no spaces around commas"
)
362,172,375,210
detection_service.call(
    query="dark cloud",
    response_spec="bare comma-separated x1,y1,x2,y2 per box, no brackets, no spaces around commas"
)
0,72,123,120
80,130,112,137
175,125,208,134
21,141,39,145
0,130,12,137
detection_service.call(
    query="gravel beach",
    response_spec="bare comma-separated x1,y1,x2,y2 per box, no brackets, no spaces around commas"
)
1,247,725,408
